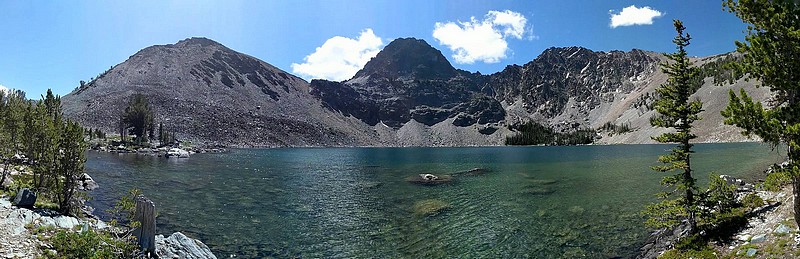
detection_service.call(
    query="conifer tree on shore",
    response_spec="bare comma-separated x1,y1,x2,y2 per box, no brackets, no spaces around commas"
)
121,94,154,145
0,88,88,215
644,20,704,234
721,0,800,227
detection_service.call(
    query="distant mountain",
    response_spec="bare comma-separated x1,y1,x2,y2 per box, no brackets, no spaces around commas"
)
62,37,767,147
311,38,505,130
62,37,379,147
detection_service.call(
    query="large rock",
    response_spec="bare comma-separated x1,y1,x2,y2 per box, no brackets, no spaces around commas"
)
5,208,41,235
12,188,36,208
637,220,692,259
156,232,217,259
38,215,81,229
79,173,99,191
774,223,794,234
406,173,453,185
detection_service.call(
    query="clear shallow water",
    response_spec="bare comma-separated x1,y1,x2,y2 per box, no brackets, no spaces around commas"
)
85,143,784,258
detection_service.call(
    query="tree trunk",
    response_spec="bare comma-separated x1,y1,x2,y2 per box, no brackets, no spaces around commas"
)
133,195,156,255
0,163,11,190
794,175,800,228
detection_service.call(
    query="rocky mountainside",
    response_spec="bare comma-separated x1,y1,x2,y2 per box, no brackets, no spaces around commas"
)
309,38,765,145
62,37,766,147
310,38,504,131
62,38,379,147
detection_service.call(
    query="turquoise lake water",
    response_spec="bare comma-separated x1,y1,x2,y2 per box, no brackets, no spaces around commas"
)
85,143,785,258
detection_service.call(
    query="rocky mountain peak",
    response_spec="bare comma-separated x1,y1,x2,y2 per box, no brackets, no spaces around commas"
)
62,37,356,147
353,37,457,80
174,37,225,48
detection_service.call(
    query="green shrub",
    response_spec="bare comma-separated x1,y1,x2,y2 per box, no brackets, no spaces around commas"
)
704,173,737,213
47,229,138,259
658,244,717,259
763,170,791,191
741,193,764,210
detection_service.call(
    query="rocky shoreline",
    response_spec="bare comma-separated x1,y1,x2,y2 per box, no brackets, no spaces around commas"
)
0,170,218,258
638,172,800,258
91,144,227,157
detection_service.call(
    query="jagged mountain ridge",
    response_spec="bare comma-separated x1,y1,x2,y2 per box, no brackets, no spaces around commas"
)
62,37,764,147
311,38,505,130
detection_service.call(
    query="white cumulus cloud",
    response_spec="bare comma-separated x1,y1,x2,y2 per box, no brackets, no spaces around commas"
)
433,10,530,64
609,5,664,28
291,29,383,81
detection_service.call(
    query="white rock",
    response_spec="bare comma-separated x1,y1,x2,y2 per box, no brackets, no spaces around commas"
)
736,234,751,242
0,198,11,209
53,216,80,229
155,232,217,259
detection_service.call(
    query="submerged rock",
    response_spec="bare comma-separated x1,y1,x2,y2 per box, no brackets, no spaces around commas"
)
527,179,558,185
521,187,554,195
406,174,453,185
460,168,489,176
413,199,450,216
12,188,36,208
156,232,217,259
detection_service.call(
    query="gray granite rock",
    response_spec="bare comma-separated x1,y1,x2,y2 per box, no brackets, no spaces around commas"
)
750,234,766,243
746,248,757,257
156,232,217,259
774,223,793,234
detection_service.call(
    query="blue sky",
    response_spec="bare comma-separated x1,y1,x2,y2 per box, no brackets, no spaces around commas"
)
0,0,747,98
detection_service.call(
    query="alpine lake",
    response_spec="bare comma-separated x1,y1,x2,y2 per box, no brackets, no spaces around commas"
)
85,143,785,258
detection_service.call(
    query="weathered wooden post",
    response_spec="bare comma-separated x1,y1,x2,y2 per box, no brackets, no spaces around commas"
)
133,195,156,254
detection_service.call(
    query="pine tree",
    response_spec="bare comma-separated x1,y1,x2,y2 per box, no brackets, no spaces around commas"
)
721,0,800,227
158,123,165,145
121,94,153,145
55,120,87,215
644,20,704,234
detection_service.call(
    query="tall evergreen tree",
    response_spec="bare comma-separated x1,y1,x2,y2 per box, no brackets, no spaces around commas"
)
644,20,704,234
721,0,800,227
122,94,153,145
55,120,87,215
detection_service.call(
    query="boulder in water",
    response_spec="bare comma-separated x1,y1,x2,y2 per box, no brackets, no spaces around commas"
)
79,173,99,191
413,199,450,216
406,174,453,185
167,148,190,158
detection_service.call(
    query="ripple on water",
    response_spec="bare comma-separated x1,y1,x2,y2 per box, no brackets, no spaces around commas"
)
84,144,785,258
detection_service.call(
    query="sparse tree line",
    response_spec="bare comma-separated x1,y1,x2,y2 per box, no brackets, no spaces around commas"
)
116,93,177,148
504,121,634,146
504,121,596,146
0,89,86,215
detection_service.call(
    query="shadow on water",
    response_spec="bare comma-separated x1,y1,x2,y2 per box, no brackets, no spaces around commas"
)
85,143,784,258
